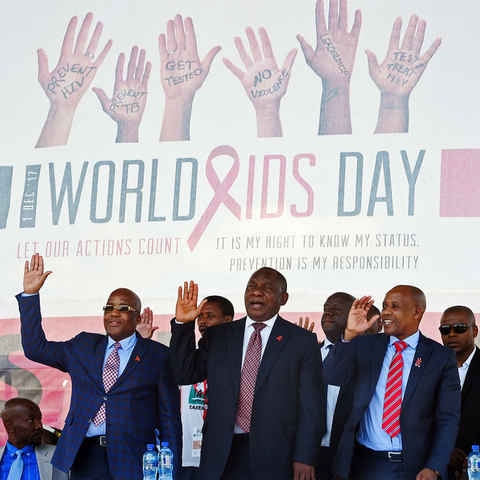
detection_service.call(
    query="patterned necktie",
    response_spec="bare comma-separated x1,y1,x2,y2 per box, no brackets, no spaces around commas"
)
382,340,408,437
7,450,24,480
93,342,121,426
236,322,267,433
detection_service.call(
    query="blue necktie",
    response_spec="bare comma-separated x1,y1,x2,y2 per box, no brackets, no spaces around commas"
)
7,449,24,480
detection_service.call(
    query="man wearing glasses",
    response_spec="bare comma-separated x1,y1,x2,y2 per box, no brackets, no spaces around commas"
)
439,306,480,480
16,253,181,480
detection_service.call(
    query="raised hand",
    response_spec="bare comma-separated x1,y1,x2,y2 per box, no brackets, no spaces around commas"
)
297,0,361,135
297,316,315,332
344,296,378,341
175,281,208,323
36,13,112,148
24,254,52,294
367,15,441,133
136,307,158,339
93,46,151,143
223,27,297,137
297,0,361,83
159,15,221,141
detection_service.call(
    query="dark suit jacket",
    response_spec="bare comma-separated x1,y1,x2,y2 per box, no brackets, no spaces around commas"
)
323,332,461,480
317,341,354,480
17,294,182,480
170,316,325,480
448,347,480,479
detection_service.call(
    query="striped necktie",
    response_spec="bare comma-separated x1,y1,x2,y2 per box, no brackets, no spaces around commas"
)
382,340,408,437
235,322,267,433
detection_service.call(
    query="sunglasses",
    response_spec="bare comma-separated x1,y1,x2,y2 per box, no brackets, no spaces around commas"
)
438,324,475,335
103,304,138,313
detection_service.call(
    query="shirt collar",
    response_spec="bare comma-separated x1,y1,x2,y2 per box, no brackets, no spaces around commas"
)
246,314,277,330
389,330,420,350
107,331,137,350
460,346,476,369
323,338,335,348
6,441,34,456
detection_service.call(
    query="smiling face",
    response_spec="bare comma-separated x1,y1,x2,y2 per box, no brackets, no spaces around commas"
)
321,293,355,343
103,288,141,341
2,399,43,449
244,268,288,322
440,307,477,364
381,286,425,340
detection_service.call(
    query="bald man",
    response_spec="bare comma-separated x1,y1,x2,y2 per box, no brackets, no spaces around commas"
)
324,285,460,480
16,254,181,480
1,398,68,480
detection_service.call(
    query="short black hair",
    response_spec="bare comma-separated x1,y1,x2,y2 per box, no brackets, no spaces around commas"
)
442,305,476,325
204,295,235,318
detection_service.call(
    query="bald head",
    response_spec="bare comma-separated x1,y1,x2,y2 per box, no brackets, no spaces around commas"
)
441,305,475,325
2,397,38,420
107,288,141,312
382,285,426,340
2,398,43,449
104,288,142,341
388,285,426,313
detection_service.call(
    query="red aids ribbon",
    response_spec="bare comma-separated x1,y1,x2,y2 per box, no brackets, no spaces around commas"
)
188,145,242,251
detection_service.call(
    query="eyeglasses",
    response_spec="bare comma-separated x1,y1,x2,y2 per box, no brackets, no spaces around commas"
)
103,304,138,313
438,324,475,335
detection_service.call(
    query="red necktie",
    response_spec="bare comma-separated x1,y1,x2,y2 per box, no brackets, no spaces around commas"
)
382,340,408,437
236,323,267,433
93,342,121,426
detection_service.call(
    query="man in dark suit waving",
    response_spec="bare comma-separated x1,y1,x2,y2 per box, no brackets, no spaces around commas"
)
17,254,181,480
324,285,461,480
170,267,324,480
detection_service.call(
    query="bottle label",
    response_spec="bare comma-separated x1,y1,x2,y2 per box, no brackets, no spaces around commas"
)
468,457,480,470
144,460,157,470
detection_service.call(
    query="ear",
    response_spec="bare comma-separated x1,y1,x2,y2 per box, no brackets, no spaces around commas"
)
412,305,423,322
4,422,13,435
281,292,289,306
225,315,233,323
473,325,478,338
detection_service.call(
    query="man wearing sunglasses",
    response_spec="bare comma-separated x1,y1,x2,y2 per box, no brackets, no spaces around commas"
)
16,254,181,480
440,306,480,480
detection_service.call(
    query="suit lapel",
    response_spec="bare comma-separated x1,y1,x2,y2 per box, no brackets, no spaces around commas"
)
370,335,389,394
112,333,147,390
35,445,51,480
255,317,292,392
94,336,108,390
462,347,480,400
403,333,433,407
227,319,246,390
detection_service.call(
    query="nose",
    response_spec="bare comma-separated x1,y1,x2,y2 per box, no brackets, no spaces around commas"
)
448,328,457,336
34,419,43,429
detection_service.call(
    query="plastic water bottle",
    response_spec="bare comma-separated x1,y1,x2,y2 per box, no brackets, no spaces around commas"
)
143,444,158,480
468,445,480,479
158,442,174,480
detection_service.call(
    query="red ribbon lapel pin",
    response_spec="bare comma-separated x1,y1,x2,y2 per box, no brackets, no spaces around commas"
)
276,336,283,341
135,356,140,362
415,358,422,368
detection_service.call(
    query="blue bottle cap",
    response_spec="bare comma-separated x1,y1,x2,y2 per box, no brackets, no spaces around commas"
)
147,444,155,449
161,442,169,448
473,445,480,450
